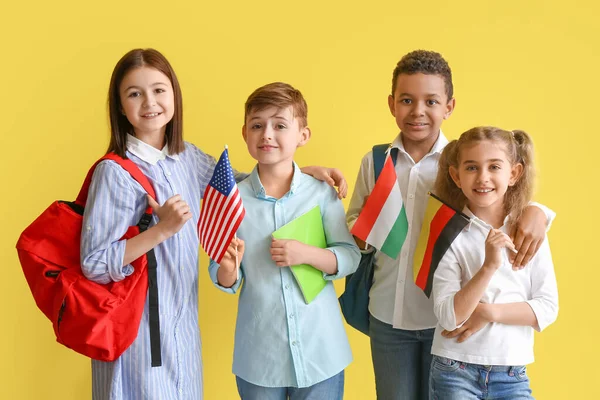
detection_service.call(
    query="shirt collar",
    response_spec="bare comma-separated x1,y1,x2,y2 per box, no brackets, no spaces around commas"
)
249,162,302,198
392,130,449,156
126,134,180,165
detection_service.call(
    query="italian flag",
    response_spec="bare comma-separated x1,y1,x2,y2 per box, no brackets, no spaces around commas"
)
351,154,408,259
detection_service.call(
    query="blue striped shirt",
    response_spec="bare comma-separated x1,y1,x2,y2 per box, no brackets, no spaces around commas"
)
81,137,217,400
209,164,360,388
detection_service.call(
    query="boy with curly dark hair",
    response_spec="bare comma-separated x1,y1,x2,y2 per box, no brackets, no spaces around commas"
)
346,50,552,399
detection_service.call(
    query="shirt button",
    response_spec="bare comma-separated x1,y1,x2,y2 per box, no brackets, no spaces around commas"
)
292,341,298,346
289,313,294,319
166,171,172,177
408,194,414,199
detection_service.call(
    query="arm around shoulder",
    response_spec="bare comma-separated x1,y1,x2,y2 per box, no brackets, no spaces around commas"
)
527,201,556,232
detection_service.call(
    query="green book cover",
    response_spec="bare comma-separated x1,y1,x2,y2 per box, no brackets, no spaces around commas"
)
272,205,327,304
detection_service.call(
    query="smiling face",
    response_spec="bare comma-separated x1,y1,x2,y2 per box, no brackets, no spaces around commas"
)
242,105,310,169
449,139,523,220
388,72,454,150
119,66,175,140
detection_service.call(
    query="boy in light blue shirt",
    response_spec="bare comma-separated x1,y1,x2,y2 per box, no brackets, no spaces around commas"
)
209,82,360,400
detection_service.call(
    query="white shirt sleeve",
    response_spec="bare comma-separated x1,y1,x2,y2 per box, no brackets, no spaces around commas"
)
525,237,559,331
432,248,464,331
346,151,374,232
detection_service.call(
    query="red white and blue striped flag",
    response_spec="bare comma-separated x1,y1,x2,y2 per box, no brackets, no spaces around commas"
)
198,147,245,263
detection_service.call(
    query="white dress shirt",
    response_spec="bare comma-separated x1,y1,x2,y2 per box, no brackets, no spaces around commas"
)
347,132,449,329
347,131,556,330
431,207,559,365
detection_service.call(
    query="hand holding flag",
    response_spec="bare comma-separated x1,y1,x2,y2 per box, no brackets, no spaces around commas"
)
351,150,408,259
219,237,245,282
198,146,245,265
412,192,517,298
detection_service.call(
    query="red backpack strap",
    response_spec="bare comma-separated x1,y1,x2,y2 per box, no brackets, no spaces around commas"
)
75,153,156,210
74,152,163,367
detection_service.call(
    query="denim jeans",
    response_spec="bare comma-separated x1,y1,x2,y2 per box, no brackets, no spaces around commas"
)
235,371,344,400
429,356,534,399
369,314,435,400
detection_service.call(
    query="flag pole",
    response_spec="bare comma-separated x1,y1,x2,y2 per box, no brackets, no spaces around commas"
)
468,216,518,254
226,144,240,280
234,233,239,280
428,192,517,254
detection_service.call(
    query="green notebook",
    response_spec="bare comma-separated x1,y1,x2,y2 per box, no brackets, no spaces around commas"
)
272,205,327,304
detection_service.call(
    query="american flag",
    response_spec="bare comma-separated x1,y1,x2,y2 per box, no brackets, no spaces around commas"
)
198,147,245,263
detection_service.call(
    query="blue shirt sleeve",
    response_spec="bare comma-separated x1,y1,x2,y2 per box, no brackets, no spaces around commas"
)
208,258,244,293
320,185,361,280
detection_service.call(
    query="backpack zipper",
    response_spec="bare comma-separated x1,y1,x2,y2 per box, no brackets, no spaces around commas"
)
57,300,66,332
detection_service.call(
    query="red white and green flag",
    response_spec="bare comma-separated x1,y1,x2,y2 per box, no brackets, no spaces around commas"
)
351,153,408,259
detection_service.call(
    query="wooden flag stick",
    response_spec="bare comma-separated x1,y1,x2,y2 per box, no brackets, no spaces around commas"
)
234,233,239,281
468,216,518,254
428,192,518,255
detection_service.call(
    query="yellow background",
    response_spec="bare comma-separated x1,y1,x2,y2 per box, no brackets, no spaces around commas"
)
2,0,598,398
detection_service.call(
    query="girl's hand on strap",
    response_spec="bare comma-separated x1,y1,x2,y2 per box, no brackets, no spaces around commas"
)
148,195,192,239
510,206,547,270
483,229,515,271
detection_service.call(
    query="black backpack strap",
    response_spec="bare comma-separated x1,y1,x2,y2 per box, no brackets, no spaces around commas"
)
137,213,162,367
372,143,397,181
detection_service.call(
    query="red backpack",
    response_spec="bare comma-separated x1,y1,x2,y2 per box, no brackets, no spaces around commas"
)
16,153,162,366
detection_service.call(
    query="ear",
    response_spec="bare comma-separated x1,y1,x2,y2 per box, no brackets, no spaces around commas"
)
509,162,524,186
443,97,456,120
241,125,248,143
297,126,311,147
387,95,395,116
449,165,461,188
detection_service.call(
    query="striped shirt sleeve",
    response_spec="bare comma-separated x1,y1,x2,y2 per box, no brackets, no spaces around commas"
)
80,161,145,284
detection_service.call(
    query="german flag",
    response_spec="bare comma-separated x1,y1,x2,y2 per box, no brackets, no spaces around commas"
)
413,193,470,297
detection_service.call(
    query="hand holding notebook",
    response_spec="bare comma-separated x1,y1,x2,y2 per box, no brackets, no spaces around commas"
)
271,205,328,304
